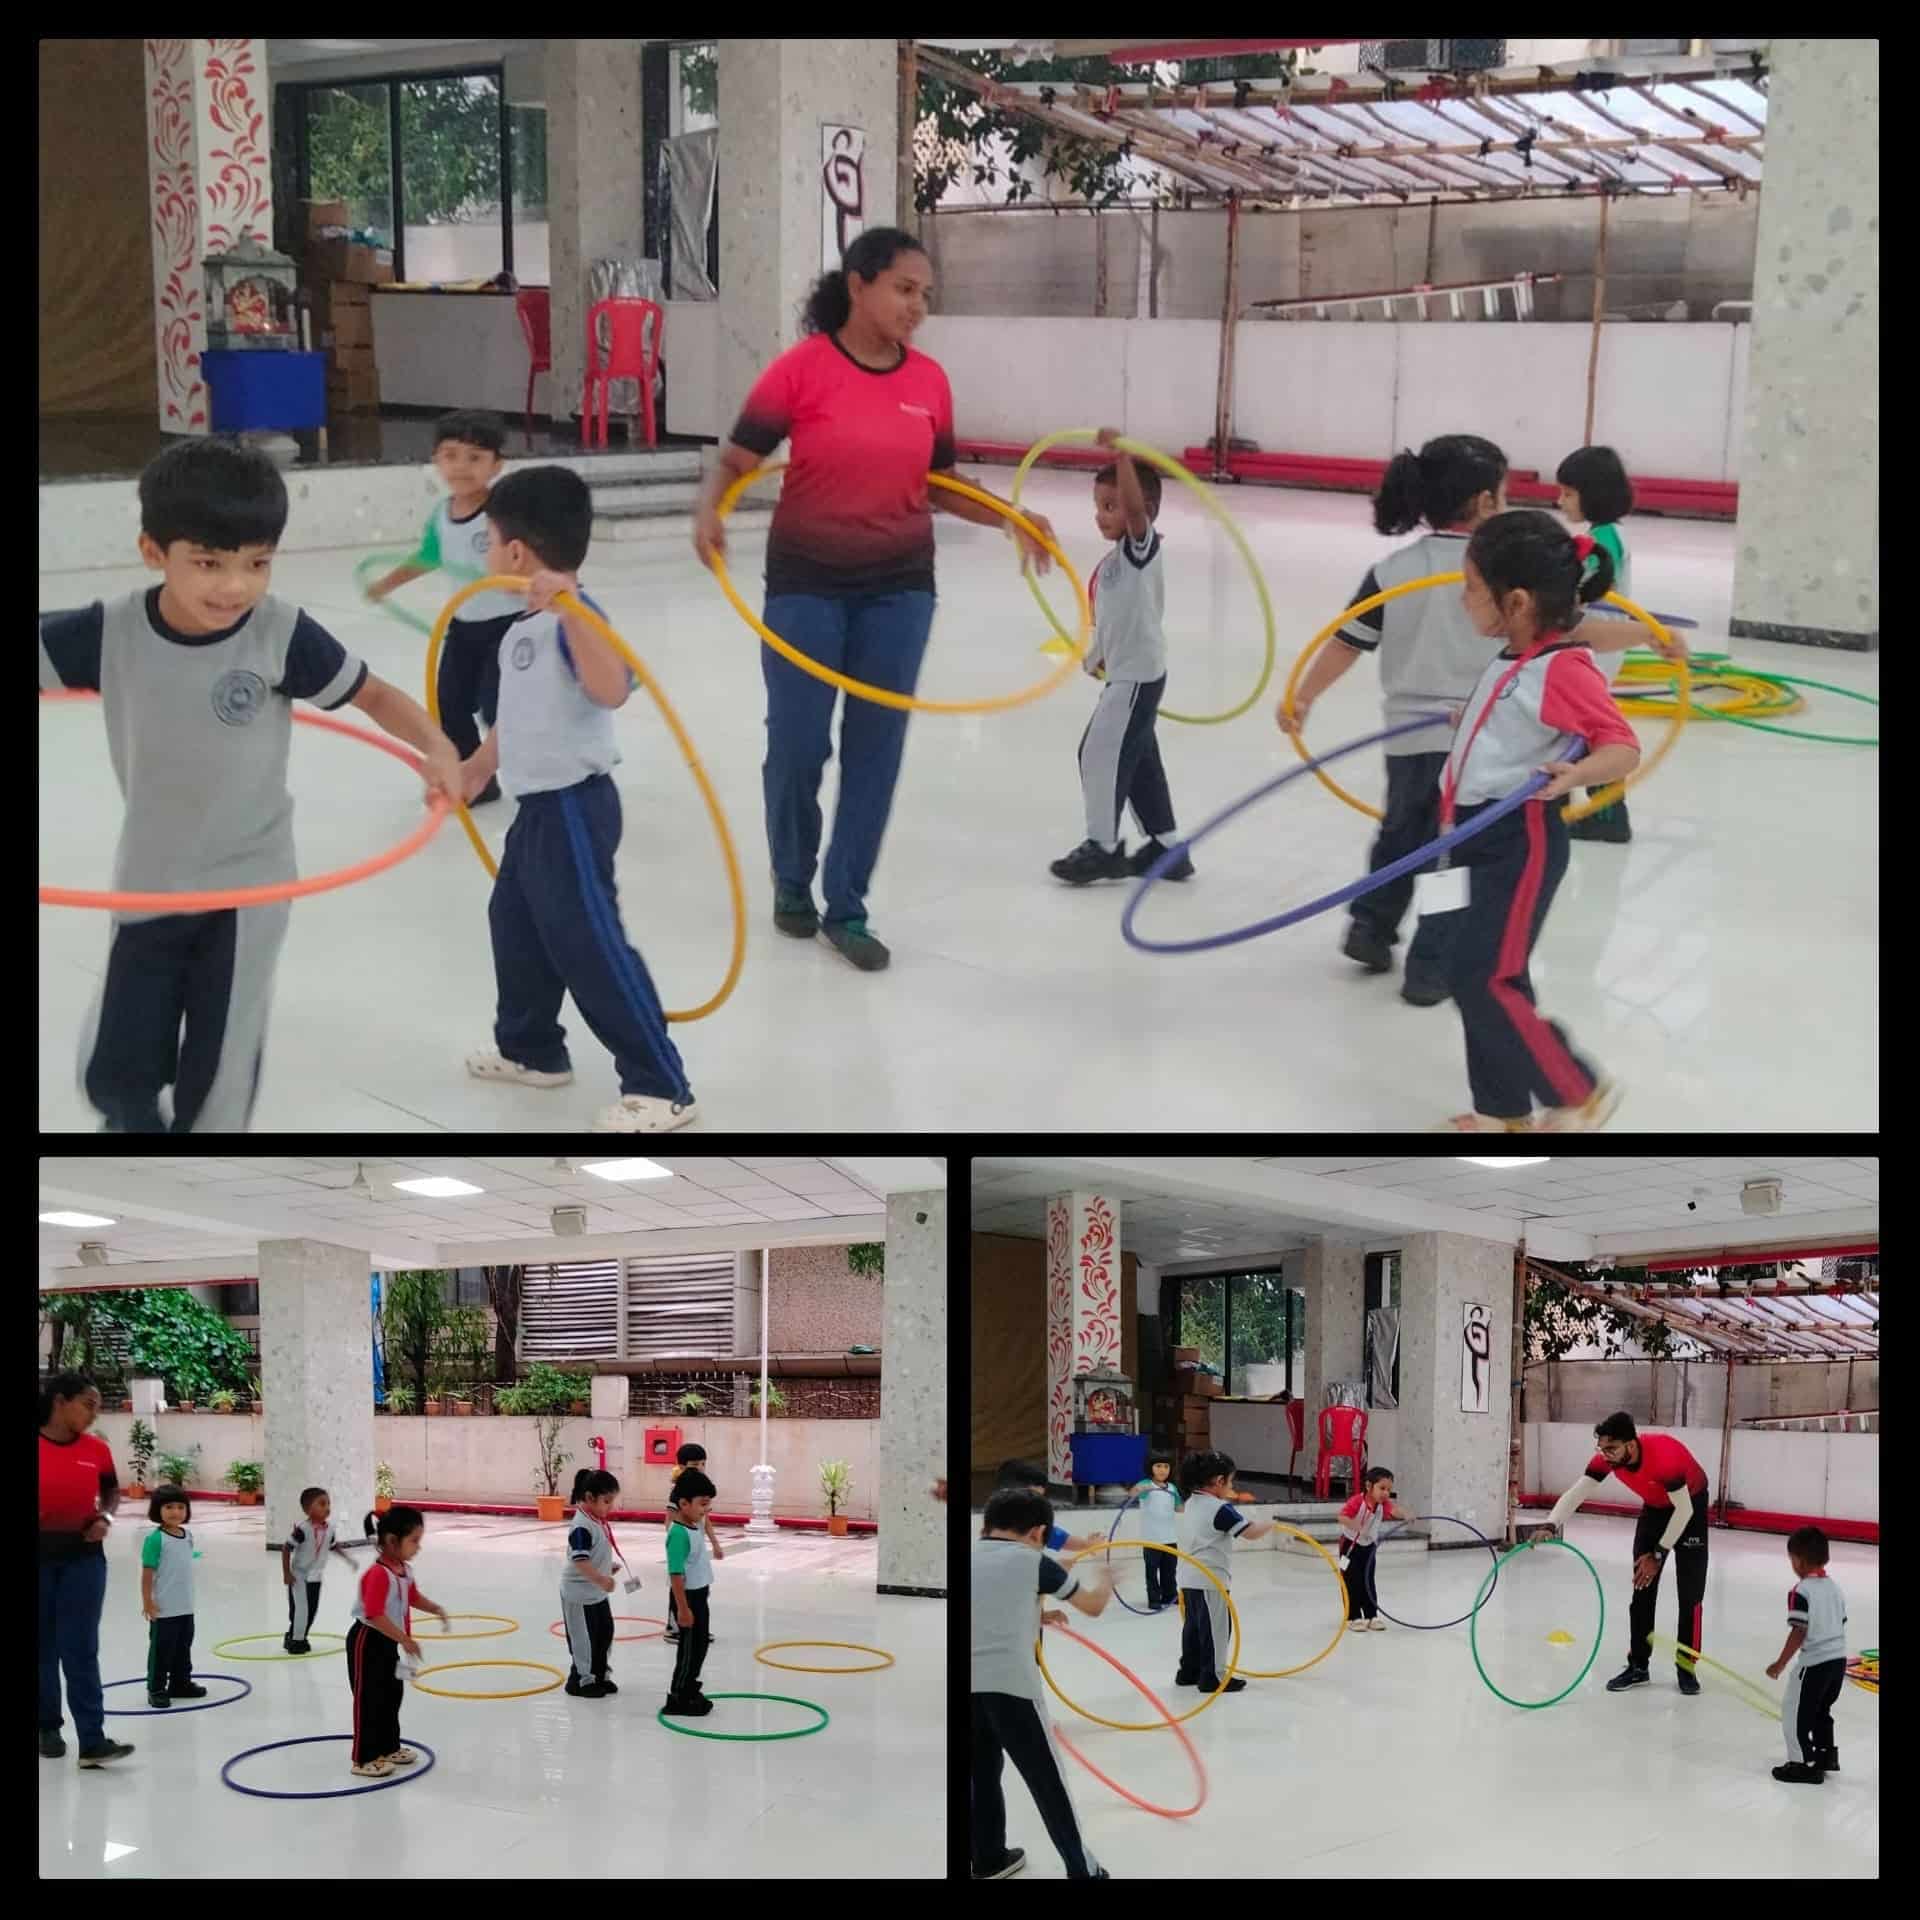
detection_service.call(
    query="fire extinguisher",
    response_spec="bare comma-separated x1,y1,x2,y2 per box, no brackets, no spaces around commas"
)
589,1435,607,1474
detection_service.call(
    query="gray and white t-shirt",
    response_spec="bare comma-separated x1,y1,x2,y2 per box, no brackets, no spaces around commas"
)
140,1524,196,1618
561,1506,616,1603
415,496,522,621
972,1536,1078,1701
493,592,632,797
1787,1570,1848,1666
1088,529,1166,683
1176,1491,1252,1591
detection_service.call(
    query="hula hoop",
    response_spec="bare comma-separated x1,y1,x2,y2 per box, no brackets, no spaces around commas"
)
1368,1514,1503,1631
1221,1520,1350,1678
1618,659,1879,746
550,1616,666,1643
222,1733,439,1800
1280,577,1688,822
1102,1497,1166,1618
1044,1620,1208,1819
711,462,1093,714
353,550,435,636
425,1612,519,1639
1648,1631,1782,1720
39,691,450,911
212,1632,346,1662
1609,658,1805,721
426,576,746,1022
1121,715,1554,954
409,1659,566,1699
1043,1539,1240,1730
1468,1536,1605,1710
1011,428,1277,725
654,1692,830,1741
102,1672,253,1714
753,1640,895,1673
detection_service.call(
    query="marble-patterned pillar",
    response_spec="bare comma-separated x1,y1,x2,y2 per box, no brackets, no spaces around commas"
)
143,38,274,437
546,39,645,424
1297,1240,1365,1469
878,1189,944,1595
715,39,899,436
1729,38,1878,650
1396,1231,1514,1536
258,1238,373,1558
1044,1192,1122,1487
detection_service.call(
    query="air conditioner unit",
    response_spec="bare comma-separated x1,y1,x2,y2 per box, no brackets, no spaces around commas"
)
1740,1179,1784,1216
552,1206,588,1236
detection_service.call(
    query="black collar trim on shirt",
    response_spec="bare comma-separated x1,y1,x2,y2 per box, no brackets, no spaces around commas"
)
827,331,908,376
1498,634,1584,660
144,585,253,648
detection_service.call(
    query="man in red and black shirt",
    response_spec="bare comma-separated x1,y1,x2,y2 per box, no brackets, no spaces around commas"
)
1532,1409,1711,1694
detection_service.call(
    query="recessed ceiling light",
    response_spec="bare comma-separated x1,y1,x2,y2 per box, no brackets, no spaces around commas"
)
1456,1158,1551,1169
41,1210,117,1228
391,1177,485,1198
579,1159,672,1182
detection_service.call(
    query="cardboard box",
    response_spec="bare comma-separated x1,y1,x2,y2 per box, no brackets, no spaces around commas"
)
347,243,395,285
1195,1376,1223,1399
1173,1346,1201,1367
326,368,381,413
327,302,373,350
307,237,353,282
326,280,371,312
328,344,377,374
305,198,350,236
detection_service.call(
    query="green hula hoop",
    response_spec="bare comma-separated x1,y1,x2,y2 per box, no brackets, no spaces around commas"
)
354,551,435,636
1011,429,1277,725
1626,656,1878,746
212,1632,347,1662
654,1692,830,1741
1468,1537,1605,1710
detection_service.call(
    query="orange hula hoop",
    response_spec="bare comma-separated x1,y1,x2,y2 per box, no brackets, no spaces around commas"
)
1044,1620,1208,1819
39,689,450,912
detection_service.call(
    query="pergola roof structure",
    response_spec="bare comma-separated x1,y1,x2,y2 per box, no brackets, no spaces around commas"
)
914,45,1768,207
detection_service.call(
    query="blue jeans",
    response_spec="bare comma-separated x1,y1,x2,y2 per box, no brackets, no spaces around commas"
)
39,1550,109,1748
761,591,935,925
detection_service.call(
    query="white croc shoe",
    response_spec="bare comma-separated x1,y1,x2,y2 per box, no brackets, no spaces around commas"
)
592,1095,699,1134
466,1047,573,1089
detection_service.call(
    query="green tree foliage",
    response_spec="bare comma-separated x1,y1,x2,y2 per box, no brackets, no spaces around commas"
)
1526,1264,1683,1363
39,1289,253,1404
1174,1274,1301,1387
382,1269,451,1409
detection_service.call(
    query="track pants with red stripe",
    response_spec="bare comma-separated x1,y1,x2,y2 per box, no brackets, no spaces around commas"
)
345,1620,404,1764
1446,797,1601,1120
1628,1490,1711,1673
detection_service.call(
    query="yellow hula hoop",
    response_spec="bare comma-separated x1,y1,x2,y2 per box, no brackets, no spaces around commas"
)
409,1659,567,1700
1039,1538,1240,1731
1608,657,1805,720
1648,1631,1781,1721
1281,577,1690,824
1011,429,1278,726
710,464,1092,714
426,576,746,1023
1220,1521,1351,1679
424,1613,520,1640
753,1639,895,1673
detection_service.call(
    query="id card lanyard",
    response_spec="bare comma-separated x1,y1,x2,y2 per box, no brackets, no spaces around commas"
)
1436,634,1562,860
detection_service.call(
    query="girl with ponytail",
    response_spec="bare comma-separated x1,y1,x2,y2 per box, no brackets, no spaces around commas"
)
559,1468,624,1699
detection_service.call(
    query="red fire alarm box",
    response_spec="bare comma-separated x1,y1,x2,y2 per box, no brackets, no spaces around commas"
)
643,1426,680,1465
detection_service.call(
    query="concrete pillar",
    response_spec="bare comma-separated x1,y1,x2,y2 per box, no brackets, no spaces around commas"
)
143,38,275,437
546,39,645,425
258,1238,372,1556
1730,39,1878,649
878,1189,944,1596
1396,1232,1514,1538
715,39,900,433
1297,1241,1364,1474
1044,1193,1123,1486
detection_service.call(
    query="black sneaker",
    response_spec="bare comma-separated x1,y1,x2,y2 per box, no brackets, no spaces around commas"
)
1342,923,1394,972
1400,978,1452,1007
1817,1746,1841,1774
1772,1762,1825,1785
1219,1677,1248,1693
773,884,819,938
173,1681,208,1699
77,1740,136,1768
39,1730,66,1759
572,1680,611,1700
662,1694,713,1717
565,1675,586,1696
469,778,502,806
1675,1668,1701,1696
1566,797,1631,843
973,1849,1027,1880
148,1693,172,1709
598,1678,619,1695
1130,837,1195,882
1605,1665,1651,1692
821,918,890,971
1050,839,1132,886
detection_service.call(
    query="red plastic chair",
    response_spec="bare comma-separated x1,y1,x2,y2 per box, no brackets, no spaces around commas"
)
1315,1406,1368,1500
514,288,551,435
1285,1398,1305,1491
581,297,663,449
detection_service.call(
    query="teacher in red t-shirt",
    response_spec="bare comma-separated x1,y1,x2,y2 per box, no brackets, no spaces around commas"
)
693,227,1055,974
1531,1408,1713,1695
38,1373,134,1765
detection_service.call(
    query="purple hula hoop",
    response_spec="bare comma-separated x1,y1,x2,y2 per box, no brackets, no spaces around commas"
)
1365,1514,1504,1631
221,1733,439,1799
1104,1496,1161,1618
103,1671,253,1715
1121,715,1582,955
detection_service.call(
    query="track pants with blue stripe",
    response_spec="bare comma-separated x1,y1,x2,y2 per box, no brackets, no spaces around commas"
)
489,772,692,1102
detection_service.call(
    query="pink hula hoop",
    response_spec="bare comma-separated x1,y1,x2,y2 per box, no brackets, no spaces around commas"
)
1044,1620,1209,1819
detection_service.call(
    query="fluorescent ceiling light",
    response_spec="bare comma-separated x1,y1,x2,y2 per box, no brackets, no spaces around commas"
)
580,1158,672,1182
1456,1158,1551,1169
390,1176,485,1198
41,1210,117,1227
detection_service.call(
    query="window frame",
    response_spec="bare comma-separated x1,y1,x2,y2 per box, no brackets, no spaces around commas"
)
1168,1267,1303,1400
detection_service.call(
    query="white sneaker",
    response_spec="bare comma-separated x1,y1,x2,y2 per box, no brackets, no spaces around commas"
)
350,1757,394,1777
1369,1617,1388,1631
467,1047,573,1089
593,1094,699,1133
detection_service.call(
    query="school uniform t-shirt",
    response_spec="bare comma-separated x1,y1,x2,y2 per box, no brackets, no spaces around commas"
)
492,590,632,797
1176,1492,1252,1591
351,1554,417,1633
1786,1570,1848,1666
561,1506,616,1603
1089,530,1166,682
413,496,522,620
1444,638,1638,808
38,1430,118,1559
1589,522,1632,600
1339,1493,1391,1547
972,1537,1078,1701
1132,1479,1184,1543
286,1517,343,1581
729,333,958,598
1580,1431,1709,1507
665,1519,713,1593
140,1525,196,1617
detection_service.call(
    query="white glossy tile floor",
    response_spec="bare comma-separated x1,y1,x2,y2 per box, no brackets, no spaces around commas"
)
40,1504,943,1878
40,476,1878,1131
973,1509,1877,1878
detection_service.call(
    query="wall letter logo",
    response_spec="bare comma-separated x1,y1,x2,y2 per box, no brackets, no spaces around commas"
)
210,668,268,726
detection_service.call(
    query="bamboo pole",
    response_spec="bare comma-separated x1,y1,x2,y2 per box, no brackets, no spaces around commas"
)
1149,200,1160,317
1584,190,1610,442
1716,1354,1735,1523
1211,193,1241,478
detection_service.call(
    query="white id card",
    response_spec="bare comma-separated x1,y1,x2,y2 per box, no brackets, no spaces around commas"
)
623,1576,643,1594
1415,867,1468,916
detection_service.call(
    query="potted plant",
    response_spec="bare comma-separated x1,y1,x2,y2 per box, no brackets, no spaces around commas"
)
208,1388,238,1414
748,1380,789,1417
175,1393,196,1412
383,1383,415,1415
676,1390,708,1415
155,1447,200,1491
373,1461,395,1514
423,1364,450,1417
532,1411,573,1521
820,1459,853,1536
451,1391,474,1417
224,1460,264,1505
126,1418,157,1498
494,1383,536,1416
248,1375,264,1413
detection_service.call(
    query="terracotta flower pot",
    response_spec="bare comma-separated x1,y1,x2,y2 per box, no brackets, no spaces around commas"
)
233,1491,262,1505
125,1483,148,1502
452,1401,473,1417
569,1401,587,1414
373,1495,393,1514
827,1513,849,1537
425,1400,444,1417
177,1402,195,1413
536,1495,567,1522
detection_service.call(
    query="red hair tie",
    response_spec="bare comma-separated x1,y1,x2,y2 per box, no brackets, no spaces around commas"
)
1573,534,1596,561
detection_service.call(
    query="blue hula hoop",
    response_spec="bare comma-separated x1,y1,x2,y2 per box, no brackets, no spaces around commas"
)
1121,715,1579,955
1365,1514,1504,1631
1104,1496,1163,1618
221,1733,440,1800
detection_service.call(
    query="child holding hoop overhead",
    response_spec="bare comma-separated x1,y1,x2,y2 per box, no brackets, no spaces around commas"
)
345,1505,451,1779
560,1468,624,1699
1174,1450,1289,1697
1437,511,1641,1132
971,1486,1114,1881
